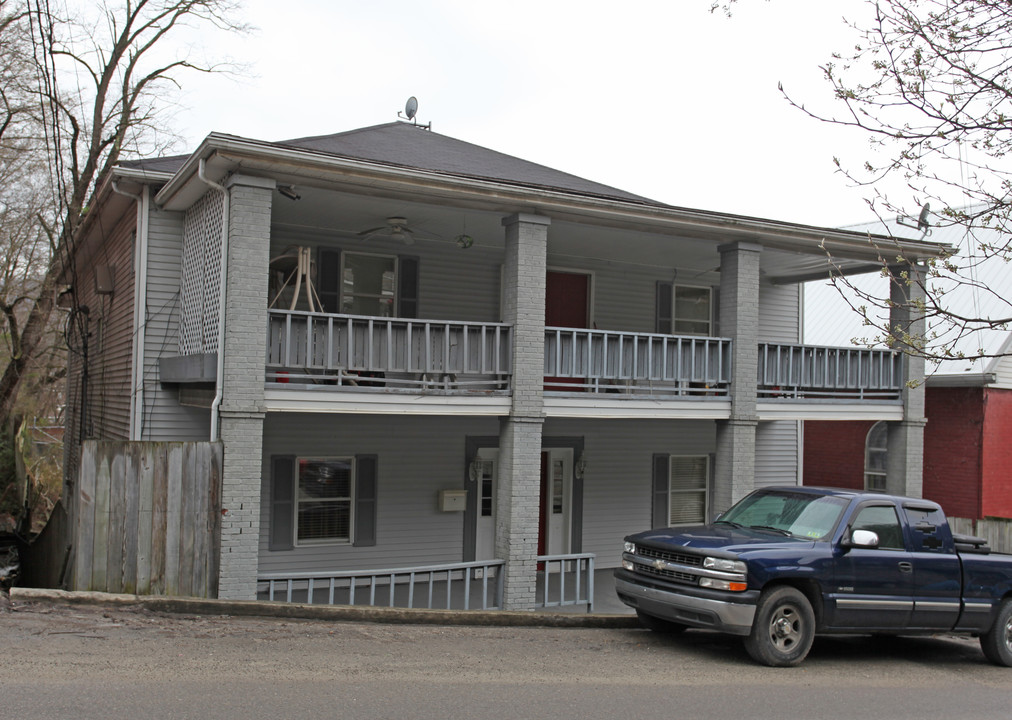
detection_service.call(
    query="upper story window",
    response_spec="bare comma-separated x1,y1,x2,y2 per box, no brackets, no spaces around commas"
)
865,421,888,493
657,282,713,336
341,252,396,317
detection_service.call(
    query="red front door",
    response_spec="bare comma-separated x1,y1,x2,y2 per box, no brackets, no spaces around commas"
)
545,271,589,390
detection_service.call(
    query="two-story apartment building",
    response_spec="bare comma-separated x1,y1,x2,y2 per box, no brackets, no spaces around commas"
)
63,121,947,608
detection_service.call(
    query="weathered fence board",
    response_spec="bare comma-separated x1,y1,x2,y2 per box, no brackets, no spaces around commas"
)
950,517,1012,554
73,441,223,598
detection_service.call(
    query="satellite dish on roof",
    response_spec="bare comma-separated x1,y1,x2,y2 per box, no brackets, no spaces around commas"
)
896,202,932,237
397,96,431,129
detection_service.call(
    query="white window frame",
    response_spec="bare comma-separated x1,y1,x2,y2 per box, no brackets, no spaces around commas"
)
295,456,355,546
672,284,713,336
339,251,398,317
864,421,888,493
668,454,710,526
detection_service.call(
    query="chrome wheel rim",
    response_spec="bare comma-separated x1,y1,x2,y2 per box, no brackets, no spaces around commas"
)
1004,615,1012,653
769,604,802,653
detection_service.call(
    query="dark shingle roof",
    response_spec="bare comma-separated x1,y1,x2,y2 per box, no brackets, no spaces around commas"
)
121,122,659,205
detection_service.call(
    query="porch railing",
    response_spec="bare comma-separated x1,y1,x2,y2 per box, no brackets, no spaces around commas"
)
536,553,596,612
757,343,902,400
544,327,731,396
257,559,506,610
266,310,512,392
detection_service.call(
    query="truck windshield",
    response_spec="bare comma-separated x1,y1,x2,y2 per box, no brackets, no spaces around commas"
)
719,490,849,540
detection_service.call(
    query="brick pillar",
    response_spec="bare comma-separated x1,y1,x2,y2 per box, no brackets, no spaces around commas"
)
216,175,275,600
714,242,762,513
886,263,926,497
497,212,549,611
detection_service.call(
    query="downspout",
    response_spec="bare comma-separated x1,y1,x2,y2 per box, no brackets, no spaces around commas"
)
112,180,149,441
197,158,229,442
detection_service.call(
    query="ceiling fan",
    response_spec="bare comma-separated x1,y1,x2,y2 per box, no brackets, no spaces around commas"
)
358,217,417,245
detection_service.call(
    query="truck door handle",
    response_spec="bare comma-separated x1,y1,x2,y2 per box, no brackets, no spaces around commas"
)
898,562,913,574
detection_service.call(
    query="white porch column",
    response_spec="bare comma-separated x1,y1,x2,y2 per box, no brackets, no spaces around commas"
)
714,241,762,513
886,263,926,497
217,175,274,600
497,212,549,611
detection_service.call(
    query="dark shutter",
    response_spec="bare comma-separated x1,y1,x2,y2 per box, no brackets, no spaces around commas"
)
269,455,295,551
656,281,673,334
317,248,342,313
398,256,419,318
652,454,670,528
354,454,378,547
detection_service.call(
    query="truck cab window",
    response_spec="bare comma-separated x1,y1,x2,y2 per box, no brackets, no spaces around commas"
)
851,505,904,550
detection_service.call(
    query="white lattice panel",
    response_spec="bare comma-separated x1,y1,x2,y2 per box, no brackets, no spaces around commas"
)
180,191,224,355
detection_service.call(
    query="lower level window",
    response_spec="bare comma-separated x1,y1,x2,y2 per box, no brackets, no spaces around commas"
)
669,455,709,525
865,421,888,493
297,457,354,544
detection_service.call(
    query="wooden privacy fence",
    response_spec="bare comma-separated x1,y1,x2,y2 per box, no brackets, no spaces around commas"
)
74,441,222,597
949,517,1012,554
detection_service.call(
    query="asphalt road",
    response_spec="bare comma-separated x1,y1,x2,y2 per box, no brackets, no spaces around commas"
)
2,596,1010,720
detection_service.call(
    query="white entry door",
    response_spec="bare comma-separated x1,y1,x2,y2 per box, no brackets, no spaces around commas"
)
474,448,498,562
540,449,573,558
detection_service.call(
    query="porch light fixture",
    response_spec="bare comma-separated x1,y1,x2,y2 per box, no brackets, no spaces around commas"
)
575,455,587,480
455,234,474,249
469,458,481,482
278,184,301,201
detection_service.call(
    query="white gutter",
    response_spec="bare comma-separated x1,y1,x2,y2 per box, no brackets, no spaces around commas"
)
197,158,229,442
112,180,150,441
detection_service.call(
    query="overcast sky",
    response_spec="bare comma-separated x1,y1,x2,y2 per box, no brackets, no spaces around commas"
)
154,0,900,229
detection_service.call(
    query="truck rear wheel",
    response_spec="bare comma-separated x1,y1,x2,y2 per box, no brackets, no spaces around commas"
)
980,598,1012,667
744,586,815,667
636,610,687,634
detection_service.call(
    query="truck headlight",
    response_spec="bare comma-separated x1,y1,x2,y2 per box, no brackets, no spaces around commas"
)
624,541,636,554
703,556,746,573
699,577,748,592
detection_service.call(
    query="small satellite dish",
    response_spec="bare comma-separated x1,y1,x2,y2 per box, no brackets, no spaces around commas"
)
896,202,932,237
404,96,418,120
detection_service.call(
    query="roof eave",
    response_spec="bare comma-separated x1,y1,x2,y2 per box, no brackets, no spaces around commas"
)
153,134,953,260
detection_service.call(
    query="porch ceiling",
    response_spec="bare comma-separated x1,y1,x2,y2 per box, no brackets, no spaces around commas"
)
269,184,906,286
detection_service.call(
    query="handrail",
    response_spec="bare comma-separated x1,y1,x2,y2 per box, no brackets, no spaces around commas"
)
544,327,731,396
266,310,512,392
536,552,596,612
757,342,903,400
258,559,505,610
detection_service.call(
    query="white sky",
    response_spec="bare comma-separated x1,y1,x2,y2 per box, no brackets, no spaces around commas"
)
152,0,900,228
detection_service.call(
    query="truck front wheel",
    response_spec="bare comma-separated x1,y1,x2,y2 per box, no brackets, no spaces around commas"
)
980,598,1012,667
744,586,815,667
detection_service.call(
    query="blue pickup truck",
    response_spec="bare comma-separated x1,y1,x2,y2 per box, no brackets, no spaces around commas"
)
615,486,1012,667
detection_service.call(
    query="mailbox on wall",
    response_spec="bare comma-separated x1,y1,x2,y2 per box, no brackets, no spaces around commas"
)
438,489,467,512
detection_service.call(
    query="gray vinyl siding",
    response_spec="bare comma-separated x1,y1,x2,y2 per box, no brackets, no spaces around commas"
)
755,420,800,488
258,413,501,573
992,353,1012,389
758,282,800,343
258,414,717,573
141,207,210,441
543,418,717,568
269,230,504,322
64,212,137,482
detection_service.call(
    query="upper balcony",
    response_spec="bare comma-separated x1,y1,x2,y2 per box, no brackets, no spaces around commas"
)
262,309,902,419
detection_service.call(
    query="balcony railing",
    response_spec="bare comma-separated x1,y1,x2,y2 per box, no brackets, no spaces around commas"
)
757,343,902,400
266,310,512,392
543,327,731,396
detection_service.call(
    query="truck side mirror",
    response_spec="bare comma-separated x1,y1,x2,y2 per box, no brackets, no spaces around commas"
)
843,529,880,549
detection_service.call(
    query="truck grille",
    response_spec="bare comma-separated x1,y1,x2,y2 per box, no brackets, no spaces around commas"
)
636,546,703,567
634,562,697,584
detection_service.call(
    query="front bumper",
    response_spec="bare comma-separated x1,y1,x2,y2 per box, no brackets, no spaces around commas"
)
614,570,758,635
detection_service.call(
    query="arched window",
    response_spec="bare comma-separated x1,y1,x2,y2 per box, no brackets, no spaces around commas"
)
864,421,888,493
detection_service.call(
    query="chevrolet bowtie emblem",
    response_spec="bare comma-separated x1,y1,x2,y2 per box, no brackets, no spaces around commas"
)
654,559,666,570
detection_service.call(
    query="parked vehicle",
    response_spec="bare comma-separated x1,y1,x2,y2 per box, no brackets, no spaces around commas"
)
615,486,1012,667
